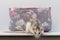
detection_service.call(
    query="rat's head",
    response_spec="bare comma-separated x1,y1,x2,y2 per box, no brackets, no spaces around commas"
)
32,26,44,34
32,26,44,38
31,20,44,34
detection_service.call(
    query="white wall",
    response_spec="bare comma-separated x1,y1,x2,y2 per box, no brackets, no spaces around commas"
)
0,0,60,32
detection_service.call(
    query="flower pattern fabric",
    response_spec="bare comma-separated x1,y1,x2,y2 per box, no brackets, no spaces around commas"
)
9,7,52,32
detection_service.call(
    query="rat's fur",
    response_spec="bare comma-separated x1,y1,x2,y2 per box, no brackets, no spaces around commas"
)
26,19,44,38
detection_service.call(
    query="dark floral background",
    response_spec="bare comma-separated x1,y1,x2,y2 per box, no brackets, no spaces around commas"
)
9,7,52,32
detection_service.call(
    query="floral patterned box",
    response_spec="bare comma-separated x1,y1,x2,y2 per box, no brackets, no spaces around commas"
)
9,7,52,32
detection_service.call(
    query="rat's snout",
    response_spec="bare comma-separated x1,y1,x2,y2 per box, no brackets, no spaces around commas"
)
34,30,41,35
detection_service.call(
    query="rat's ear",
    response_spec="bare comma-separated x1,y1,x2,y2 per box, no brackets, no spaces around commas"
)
32,26,36,30
40,27,44,32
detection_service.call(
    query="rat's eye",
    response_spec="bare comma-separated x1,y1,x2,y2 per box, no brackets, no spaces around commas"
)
40,27,44,31
39,32,40,34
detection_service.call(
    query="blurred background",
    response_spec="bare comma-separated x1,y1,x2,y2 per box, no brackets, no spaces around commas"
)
0,0,60,33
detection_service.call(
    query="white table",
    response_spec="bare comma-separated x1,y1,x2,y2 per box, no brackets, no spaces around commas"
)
0,31,60,36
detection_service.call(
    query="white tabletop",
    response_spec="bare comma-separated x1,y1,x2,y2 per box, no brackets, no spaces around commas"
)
0,31,60,36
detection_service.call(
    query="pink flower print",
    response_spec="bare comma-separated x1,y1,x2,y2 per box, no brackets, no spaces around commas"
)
10,12,15,17
48,9,50,16
11,7,16,11
26,10,34,15
31,13,37,19
14,13,20,19
46,8,51,16
26,12,32,15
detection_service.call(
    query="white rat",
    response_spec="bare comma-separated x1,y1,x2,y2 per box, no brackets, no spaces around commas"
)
26,18,44,39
